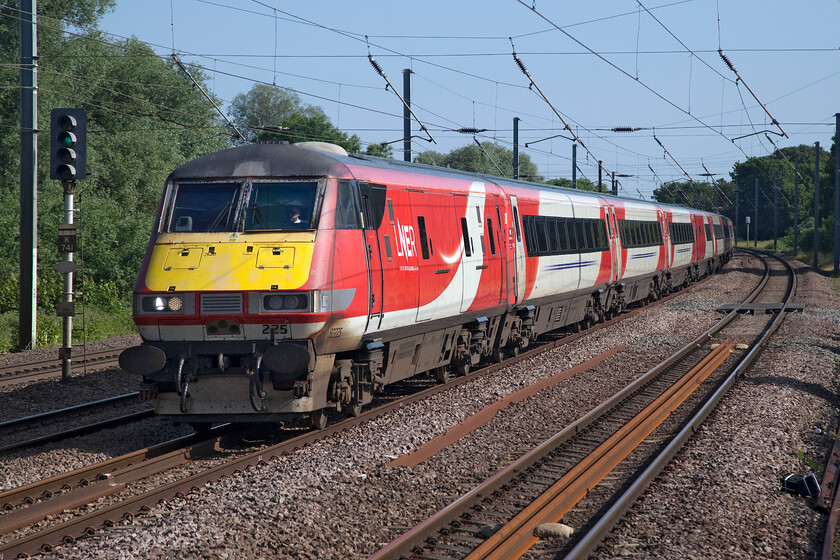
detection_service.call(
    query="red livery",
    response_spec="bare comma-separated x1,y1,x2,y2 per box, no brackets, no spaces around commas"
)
119,142,734,428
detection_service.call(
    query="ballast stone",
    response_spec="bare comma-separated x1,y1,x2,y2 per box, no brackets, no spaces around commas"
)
533,523,575,539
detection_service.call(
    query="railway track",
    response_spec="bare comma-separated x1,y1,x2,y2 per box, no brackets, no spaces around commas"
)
0,347,128,388
0,263,726,558
366,248,796,560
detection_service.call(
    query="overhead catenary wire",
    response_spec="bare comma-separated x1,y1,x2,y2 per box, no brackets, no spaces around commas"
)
509,39,603,172
718,49,787,138
5,3,831,195
653,131,692,180
367,48,435,144
172,54,246,141
512,0,771,171
473,137,507,177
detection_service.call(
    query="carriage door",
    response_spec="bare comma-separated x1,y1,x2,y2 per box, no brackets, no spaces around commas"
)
607,205,621,281
509,195,527,304
658,209,671,270
359,182,385,330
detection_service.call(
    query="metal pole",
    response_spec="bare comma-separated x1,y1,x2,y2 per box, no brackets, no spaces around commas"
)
612,171,617,196
402,69,411,162
572,143,577,188
513,117,519,179
815,141,821,269
598,161,603,192
19,0,37,350
773,171,778,251
794,158,799,256
513,117,520,180
734,185,740,246
835,114,840,274
754,178,759,248
61,182,74,381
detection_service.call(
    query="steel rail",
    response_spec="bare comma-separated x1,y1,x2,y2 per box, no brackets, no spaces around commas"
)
565,250,795,559
0,429,227,512
0,263,725,558
0,410,154,455
469,342,735,560
0,393,140,430
366,249,772,560
0,348,128,387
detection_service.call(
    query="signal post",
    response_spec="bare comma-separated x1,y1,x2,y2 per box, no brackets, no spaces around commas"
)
50,108,86,381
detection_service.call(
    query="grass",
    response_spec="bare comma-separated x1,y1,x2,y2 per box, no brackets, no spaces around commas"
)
0,304,135,354
736,237,840,274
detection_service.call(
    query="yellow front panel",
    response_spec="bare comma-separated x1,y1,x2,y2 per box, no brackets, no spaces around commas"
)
163,247,203,270
145,232,315,292
256,246,295,269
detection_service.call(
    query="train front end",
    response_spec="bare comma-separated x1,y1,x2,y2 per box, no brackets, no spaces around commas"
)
119,143,353,425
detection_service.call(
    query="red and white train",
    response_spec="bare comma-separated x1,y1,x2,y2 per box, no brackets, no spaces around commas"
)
119,142,734,428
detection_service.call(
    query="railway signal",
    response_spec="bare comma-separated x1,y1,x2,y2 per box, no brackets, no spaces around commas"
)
49,108,86,182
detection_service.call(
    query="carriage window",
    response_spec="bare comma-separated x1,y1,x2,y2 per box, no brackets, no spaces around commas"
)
335,180,360,229
167,183,239,233
487,218,496,255
245,181,318,231
383,235,393,260
558,219,570,252
387,199,395,224
512,207,522,242
417,216,430,260
461,217,472,257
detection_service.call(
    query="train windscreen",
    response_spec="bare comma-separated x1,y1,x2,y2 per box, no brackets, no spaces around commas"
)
166,183,239,233
244,181,318,231
163,180,319,233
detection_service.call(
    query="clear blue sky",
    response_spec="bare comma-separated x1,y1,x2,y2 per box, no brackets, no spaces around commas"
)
98,1,840,199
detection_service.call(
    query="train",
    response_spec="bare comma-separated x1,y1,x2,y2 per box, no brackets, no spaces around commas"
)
118,141,734,429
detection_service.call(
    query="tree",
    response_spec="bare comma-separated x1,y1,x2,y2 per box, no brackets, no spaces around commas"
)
730,145,828,244
228,84,323,145
229,83,393,157
415,142,542,181
0,3,230,312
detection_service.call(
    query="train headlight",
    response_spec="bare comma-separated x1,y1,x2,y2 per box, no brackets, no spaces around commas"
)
261,292,309,312
137,294,193,314
265,294,284,310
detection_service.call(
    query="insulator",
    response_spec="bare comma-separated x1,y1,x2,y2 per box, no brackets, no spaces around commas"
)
456,127,486,134
612,126,638,133
512,53,529,76
368,54,385,77
718,49,736,73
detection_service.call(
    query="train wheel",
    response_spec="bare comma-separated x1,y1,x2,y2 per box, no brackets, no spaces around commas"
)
493,346,507,363
433,366,450,384
310,409,328,430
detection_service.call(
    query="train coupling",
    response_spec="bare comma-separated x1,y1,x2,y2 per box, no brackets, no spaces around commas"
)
293,380,311,399
139,383,158,402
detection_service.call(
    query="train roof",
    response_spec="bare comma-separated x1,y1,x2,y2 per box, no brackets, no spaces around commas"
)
168,142,721,218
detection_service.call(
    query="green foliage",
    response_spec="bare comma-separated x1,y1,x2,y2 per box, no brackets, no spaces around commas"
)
415,142,543,181
0,4,229,348
0,304,134,353
228,84,323,144
363,142,394,158
229,83,392,157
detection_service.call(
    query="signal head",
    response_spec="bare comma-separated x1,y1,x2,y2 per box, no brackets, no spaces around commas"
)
50,108,87,182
